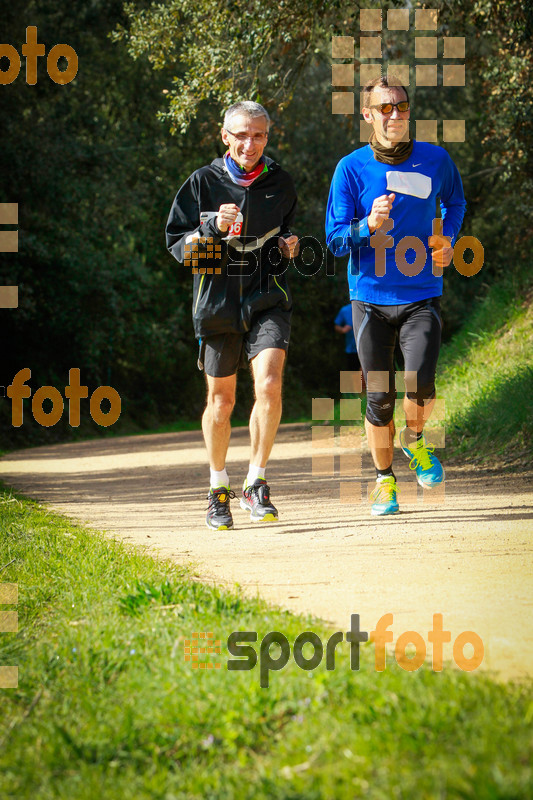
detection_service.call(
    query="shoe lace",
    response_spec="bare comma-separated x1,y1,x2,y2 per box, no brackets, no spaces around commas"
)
243,481,269,500
408,440,435,471
207,488,235,510
370,479,398,503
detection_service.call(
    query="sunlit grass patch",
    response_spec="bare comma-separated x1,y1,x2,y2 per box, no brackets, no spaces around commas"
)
0,486,531,799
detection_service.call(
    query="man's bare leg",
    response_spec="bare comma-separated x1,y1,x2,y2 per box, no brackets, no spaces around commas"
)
241,347,286,521
365,397,436,470
400,395,444,487
202,372,237,530
366,417,399,515
365,418,395,471
249,348,285,467
403,396,435,433
202,373,237,471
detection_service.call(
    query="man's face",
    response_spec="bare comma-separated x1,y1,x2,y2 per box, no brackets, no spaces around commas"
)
362,86,410,146
221,113,269,172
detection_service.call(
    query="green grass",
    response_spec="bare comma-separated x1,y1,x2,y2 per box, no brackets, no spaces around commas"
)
438,268,533,465
0,485,531,799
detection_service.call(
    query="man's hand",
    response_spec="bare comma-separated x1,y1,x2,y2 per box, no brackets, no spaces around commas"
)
216,203,241,233
368,193,395,233
429,234,453,268
278,234,299,259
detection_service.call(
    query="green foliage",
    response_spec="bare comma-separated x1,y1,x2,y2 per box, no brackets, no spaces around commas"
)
1,0,531,449
114,0,337,133
0,0,212,448
438,262,533,465
437,0,533,290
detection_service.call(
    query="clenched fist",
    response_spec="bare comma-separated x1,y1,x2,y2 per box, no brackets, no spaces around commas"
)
278,234,299,259
216,203,241,233
429,233,453,269
368,193,395,233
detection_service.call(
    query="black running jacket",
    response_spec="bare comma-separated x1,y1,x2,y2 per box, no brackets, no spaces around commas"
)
165,156,297,338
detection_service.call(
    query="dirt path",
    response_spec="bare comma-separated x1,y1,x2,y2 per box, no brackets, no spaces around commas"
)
1,424,532,681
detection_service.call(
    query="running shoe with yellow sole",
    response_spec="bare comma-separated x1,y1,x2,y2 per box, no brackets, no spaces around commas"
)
240,479,279,522
206,487,235,530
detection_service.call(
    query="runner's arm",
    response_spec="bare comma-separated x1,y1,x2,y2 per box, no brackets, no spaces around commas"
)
279,174,298,241
439,154,467,244
326,161,371,257
277,174,299,258
165,173,225,265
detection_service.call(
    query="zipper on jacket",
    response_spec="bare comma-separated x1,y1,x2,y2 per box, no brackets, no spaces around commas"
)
240,186,250,331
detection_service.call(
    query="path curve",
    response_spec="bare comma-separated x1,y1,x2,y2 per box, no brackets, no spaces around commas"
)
1,424,532,680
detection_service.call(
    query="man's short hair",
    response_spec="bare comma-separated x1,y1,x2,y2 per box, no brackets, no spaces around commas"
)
362,75,410,110
223,101,271,131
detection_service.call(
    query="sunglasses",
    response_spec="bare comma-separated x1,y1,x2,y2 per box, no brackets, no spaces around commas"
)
370,101,410,115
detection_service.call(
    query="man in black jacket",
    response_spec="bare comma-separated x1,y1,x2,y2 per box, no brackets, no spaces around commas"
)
166,101,298,530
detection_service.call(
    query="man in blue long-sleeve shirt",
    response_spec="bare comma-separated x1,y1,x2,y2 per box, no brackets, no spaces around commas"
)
326,75,466,516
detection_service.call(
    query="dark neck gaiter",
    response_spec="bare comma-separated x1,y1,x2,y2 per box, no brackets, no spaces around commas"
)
369,133,414,165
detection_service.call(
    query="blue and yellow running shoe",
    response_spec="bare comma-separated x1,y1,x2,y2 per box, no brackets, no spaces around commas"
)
370,476,399,516
399,429,444,488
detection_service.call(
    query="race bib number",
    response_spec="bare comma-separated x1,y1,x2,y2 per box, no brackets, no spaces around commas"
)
200,211,244,239
227,212,243,237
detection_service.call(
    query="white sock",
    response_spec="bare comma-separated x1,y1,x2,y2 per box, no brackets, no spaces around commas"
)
210,468,229,489
246,464,265,487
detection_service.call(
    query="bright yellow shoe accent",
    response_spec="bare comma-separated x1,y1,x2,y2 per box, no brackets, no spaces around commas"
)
370,476,399,516
407,438,435,472
399,428,445,488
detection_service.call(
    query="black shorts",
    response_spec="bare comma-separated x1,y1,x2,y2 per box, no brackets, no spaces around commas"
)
352,297,442,424
198,308,291,378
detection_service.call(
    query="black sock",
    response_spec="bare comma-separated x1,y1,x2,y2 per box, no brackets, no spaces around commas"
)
376,465,395,480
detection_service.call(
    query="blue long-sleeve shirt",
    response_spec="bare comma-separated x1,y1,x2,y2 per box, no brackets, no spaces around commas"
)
325,141,466,304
